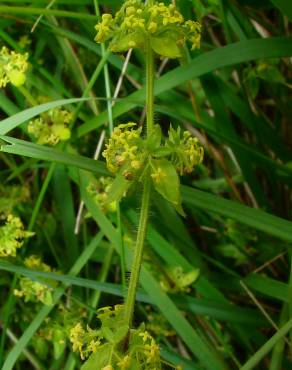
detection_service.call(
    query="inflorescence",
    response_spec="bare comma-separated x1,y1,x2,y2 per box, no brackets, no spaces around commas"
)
70,305,162,369
102,122,203,213
14,255,57,305
0,46,28,88
95,0,201,58
28,108,72,146
0,214,34,257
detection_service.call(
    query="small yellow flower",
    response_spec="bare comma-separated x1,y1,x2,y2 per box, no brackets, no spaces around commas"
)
70,323,85,356
87,339,101,353
117,355,131,369
151,167,166,183
139,330,151,342
144,338,160,363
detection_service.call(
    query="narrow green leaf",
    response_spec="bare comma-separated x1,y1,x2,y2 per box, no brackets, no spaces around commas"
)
182,186,292,243
241,319,292,370
53,165,79,266
0,260,265,325
244,274,289,302
0,98,89,135
0,6,98,19
0,135,108,175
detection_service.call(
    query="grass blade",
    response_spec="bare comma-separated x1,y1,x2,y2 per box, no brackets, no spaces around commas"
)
0,135,108,175
241,319,292,370
0,98,90,135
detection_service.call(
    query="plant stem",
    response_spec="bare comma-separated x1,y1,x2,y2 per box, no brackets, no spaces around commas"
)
146,36,154,136
124,177,151,327
124,34,154,326
18,85,38,106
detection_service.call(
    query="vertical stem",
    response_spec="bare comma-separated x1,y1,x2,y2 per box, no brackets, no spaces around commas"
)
28,163,56,231
117,205,127,289
146,36,154,136
124,35,154,327
124,177,151,327
17,85,37,106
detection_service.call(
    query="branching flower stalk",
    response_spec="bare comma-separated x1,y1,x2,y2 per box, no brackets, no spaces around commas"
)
97,0,203,332
70,1,204,367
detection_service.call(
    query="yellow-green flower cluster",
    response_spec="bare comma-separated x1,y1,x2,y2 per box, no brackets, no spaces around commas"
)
102,123,203,214
102,123,144,174
70,322,101,360
0,214,33,257
31,303,87,360
138,330,161,366
28,108,72,146
95,0,201,58
70,305,162,368
0,46,28,88
14,255,56,305
166,126,204,175
87,177,117,214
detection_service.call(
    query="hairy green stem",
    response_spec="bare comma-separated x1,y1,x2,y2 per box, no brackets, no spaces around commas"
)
124,177,151,327
18,86,38,106
146,36,154,135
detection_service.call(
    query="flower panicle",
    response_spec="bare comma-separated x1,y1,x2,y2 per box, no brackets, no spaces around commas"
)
0,214,34,257
0,46,28,88
94,0,201,58
70,305,162,368
166,126,204,175
28,107,72,146
102,122,144,174
14,255,56,305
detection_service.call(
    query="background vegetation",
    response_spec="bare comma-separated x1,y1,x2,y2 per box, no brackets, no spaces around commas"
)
0,0,291,369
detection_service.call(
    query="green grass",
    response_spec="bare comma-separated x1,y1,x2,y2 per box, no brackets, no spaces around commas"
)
0,1,291,369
